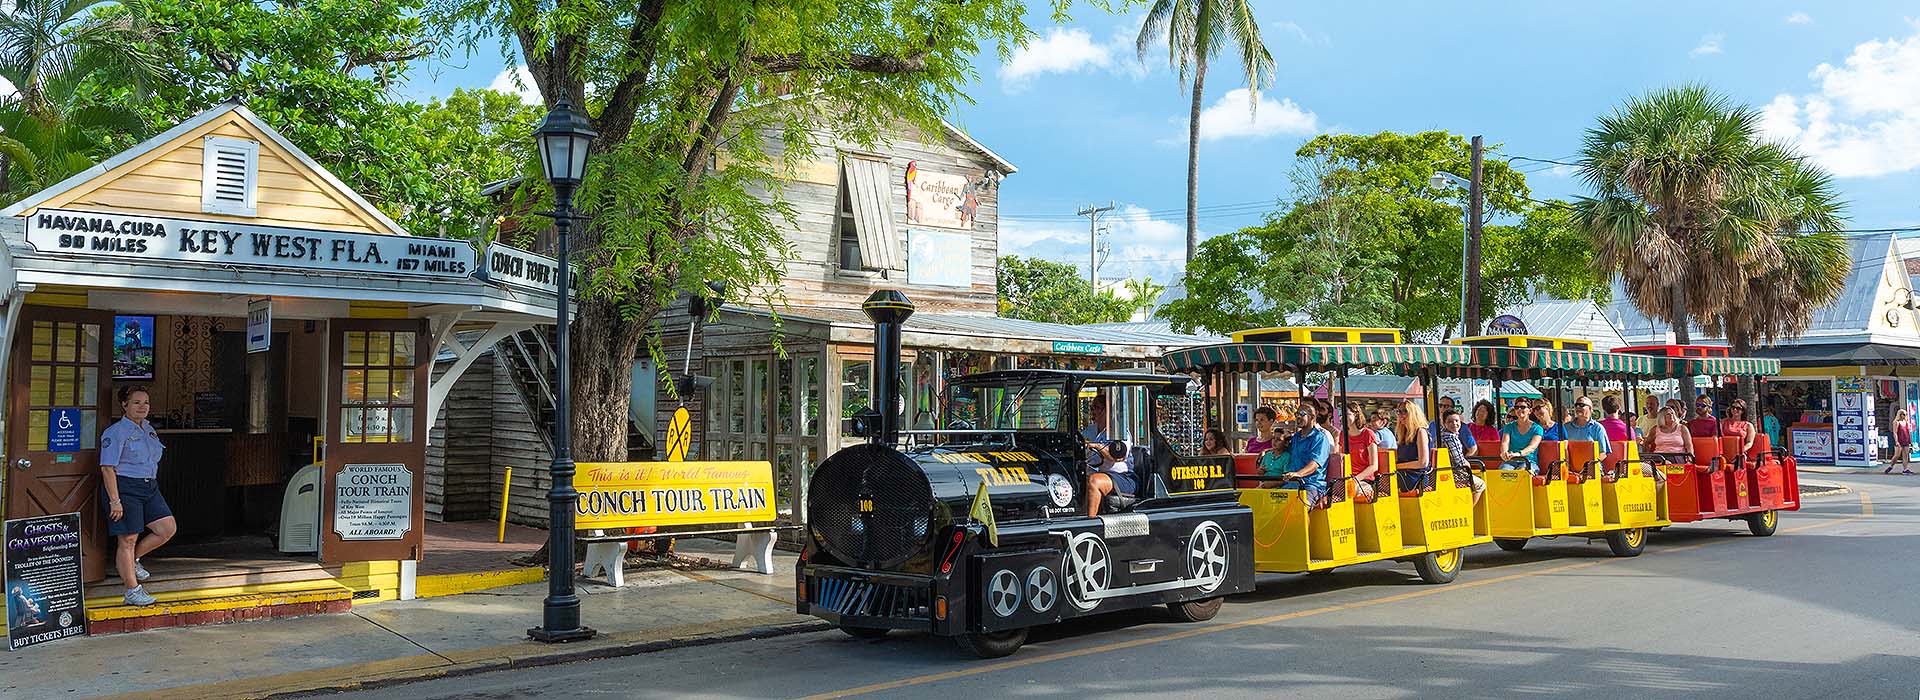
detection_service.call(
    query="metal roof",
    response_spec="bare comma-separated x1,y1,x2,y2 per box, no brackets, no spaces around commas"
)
719,304,1214,358
1489,297,1628,350
1608,232,1899,344
1311,374,1420,398
1076,320,1226,345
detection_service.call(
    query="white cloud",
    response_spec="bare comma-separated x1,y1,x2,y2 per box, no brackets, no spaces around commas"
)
1192,88,1319,141
487,66,542,105
1692,33,1724,56
1761,22,1920,177
1548,164,1579,178
1000,27,1114,88
1000,204,1197,284
0,76,14,102
1786,12,1813,25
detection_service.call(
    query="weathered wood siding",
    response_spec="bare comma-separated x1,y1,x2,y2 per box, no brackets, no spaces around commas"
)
736,122,1003,317
489,354,556,527
425,352,496,522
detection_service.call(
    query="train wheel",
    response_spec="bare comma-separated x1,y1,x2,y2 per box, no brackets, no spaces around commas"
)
1168,596,1224,622
1747,510,1779,537
955,628,1027,659
840,626,888,639
1605,527,1646,557
1494,538,1528,552
1414,548,1463,584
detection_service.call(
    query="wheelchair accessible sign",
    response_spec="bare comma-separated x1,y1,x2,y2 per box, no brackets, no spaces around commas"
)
48,409,80,453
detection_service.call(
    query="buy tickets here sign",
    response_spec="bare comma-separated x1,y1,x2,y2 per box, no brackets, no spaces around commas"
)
574,461,774,529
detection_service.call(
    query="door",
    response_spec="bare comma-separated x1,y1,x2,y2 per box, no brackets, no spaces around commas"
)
320,319,430,563
5,306,113,581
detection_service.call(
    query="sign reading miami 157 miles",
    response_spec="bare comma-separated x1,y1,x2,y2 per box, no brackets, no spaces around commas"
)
574,462,774,529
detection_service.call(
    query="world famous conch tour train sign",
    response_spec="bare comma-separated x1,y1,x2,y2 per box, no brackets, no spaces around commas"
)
24,207,575,292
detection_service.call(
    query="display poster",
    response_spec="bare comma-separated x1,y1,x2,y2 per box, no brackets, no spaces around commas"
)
246,298,271,354
5,514,88,650
111,315,155,380
332,463,414,540
1235,403,1251,428
574,461,775,528
1835,376,1873,467
906,228,971,287
1791,429,1834,462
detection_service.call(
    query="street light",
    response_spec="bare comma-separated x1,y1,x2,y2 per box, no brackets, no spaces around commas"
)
1431,172,1473,338
529,96,598,644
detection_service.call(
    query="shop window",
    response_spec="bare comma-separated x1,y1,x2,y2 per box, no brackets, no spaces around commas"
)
202,136,260,217
841,359,872,436
23,319,102,451
751,358,769,435
339,330,417,444
777,360,795,435
837,154,897,272
728,360,747,434
836,183,864,271
799,357,820,437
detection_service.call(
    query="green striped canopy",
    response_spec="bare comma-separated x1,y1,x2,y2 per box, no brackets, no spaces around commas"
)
1162,343,1779,378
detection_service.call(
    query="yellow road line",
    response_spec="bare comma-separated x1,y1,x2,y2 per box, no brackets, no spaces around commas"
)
800,510,1869,700
1858,490,1873,517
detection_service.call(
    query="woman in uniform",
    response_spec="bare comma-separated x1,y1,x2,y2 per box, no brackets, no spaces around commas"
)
99,385,176,606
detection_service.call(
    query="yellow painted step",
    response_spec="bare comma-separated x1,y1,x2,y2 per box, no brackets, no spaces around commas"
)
87,583,352,622
414,567,545,599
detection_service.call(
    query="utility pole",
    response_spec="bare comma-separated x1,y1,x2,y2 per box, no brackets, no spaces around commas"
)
1464,135,1486,337
1078,201,1115,291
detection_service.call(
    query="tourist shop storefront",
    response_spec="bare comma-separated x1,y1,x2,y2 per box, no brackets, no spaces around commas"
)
0,104,559,630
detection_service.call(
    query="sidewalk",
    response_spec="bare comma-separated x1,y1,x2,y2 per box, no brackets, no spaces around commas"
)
3,540,820,700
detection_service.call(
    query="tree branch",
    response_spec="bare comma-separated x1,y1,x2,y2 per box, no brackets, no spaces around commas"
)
751,50,929,75
341,41,435,74
594,0,669,148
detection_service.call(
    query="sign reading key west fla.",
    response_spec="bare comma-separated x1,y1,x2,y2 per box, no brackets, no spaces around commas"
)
574,461,775,528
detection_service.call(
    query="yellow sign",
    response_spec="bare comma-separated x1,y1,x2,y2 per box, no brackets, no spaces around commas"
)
665,407,692,462
574,461,774,528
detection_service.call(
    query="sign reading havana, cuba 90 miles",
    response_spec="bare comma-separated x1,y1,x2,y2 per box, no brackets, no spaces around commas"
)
574,461,775,529
25,207,474,280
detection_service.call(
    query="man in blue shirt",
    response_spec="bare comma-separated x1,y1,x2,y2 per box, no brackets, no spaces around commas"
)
1274,410,1330,506
1560,395,1612,479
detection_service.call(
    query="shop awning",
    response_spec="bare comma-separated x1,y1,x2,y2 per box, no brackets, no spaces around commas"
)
1753,342,1920,367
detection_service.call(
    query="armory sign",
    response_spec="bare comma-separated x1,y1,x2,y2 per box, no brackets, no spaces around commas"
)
25,208,475,279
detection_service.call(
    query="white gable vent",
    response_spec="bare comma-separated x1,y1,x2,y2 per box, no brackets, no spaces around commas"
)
202,135,259,216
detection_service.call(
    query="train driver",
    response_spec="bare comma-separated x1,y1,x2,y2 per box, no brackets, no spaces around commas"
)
1086,440,1136,516
1080,394,1109,468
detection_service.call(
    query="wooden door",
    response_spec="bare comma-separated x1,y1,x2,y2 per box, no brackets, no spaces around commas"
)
5,306,114,581
320,319,430,564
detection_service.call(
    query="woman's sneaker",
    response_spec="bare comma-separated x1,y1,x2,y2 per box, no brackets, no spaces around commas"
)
134,560,150,581
123,585,157,606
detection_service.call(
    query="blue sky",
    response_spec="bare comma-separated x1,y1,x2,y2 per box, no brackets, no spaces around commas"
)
409,2,1920,286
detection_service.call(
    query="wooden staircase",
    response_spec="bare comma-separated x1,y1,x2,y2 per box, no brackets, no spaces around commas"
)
495,327,654,460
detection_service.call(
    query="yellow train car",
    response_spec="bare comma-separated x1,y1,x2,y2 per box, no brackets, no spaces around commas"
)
1480,440,1666,556
1236,448,1487,583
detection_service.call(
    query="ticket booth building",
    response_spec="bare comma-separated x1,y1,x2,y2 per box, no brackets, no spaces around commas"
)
0,104,558,627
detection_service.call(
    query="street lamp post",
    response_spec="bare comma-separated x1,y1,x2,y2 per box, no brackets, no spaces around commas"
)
1431,171,1473,337
528,96,598,644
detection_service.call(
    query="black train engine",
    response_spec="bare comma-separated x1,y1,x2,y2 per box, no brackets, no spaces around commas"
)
796,291,1254,658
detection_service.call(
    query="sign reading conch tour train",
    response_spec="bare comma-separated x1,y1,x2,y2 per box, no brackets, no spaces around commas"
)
573,461,775,529
25,207,474,279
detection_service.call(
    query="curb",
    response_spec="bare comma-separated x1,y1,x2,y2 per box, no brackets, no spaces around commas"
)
275,619,833,699
95,616,832,700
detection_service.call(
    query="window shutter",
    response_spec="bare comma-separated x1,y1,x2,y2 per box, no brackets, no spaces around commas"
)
202,136,259,216
842,154,898,271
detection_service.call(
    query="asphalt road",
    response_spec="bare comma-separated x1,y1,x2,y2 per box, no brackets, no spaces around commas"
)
331,472,1916,700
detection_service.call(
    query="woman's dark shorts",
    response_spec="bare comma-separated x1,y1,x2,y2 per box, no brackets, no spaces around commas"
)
104,476,172,537
1104,471,1138,497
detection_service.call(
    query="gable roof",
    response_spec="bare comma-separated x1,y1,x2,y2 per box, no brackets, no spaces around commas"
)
0,102,406,235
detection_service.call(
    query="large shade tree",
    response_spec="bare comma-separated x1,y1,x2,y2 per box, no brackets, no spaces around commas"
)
430,0,1051,461
1135,0,1273,262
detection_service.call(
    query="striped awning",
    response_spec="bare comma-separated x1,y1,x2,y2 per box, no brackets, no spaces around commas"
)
1162,343,1779,378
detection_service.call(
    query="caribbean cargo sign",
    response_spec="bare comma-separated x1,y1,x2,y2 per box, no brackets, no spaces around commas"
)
574,461,775,528
6,513,88,650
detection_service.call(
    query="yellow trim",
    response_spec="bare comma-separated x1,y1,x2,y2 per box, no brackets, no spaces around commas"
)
1450,334,1593,351
86,583,352,621
22,288,88,307
1231,326,1403,344
414,567,546,599
1777,366,1857,378
348,301,409,319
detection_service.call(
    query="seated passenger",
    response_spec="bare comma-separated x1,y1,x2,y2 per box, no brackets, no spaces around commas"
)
1428,406,1486,505
1500,402,1546,475
1086,440,1137,516
1637,406,1690,485
1259,409,1329,506
1533,400,1566,441
1243,406,1279,453
1345,403,1379,500
1200,428,1233,456
1561,395,1613,478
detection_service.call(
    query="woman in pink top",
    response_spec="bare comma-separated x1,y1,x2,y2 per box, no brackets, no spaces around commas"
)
1242,406,1279,454
1639,406,1690,484
1344,403,1378,500
1599,395,1631,443
1719,399,1756,460
1467,400,1501,447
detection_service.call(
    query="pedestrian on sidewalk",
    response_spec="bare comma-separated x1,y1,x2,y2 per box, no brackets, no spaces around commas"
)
1889,409,1914,475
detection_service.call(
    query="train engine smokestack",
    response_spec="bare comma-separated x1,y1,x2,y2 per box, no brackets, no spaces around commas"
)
861,290,915,445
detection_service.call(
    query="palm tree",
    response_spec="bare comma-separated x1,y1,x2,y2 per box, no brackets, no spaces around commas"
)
1137,0,1274,263
0,49,147,204
1574,85,1790,344
0,0,157,120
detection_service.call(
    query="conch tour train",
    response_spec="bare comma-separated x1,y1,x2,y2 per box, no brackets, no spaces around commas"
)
797,291,1799,658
